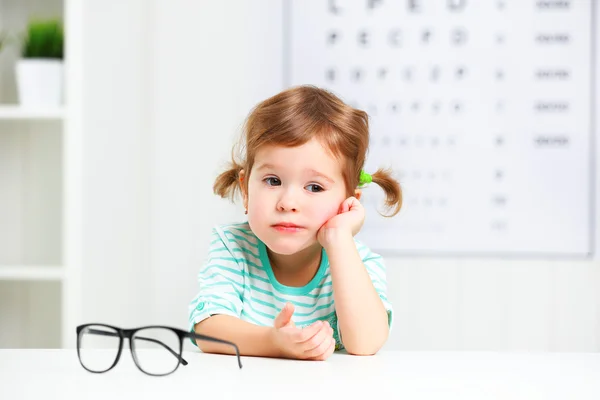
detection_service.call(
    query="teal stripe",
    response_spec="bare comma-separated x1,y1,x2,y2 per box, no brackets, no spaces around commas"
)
364,265,385,283
200,270,243,283
202,280,245,292
245,300,276,320
188,300,238,322
250,285,315,308
210,256,262,270
292,301,335,317
201,294,241,314
202,291,239,299
363,254,383,262
249,281,333,301
248,295,335,317
210,238,221,245
224,222,251,229
211,246,260,259
241,309,266,326
357,245,371,256
296,311,336,326
250,296,278,310
189,312,199,325
247,271,270,284
367,271,385,285
207,301,239,315
366,258,386,275
227,226,255,237
370,278,386,291
357,245,369,253
225,232,258,246
203,264,271,286
200,272,244,289
203,264,246,278
317,288,334,297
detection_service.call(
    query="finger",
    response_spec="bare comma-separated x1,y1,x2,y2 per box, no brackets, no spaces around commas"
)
300,322,332,349
307,337,336,361
347,196,361,211
319,337,337,361
340,197,360,213
293,320,325,343
338,199,350,214
274,303,294,329
342,201,350,213
301,325,334,356
322,337,337,359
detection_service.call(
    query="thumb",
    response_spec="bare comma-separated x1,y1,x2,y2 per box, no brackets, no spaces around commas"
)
274,303,294,329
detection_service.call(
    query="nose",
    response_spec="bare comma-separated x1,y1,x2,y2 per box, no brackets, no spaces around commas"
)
276,187,298,213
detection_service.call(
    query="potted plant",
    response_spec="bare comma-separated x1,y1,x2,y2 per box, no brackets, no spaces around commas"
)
15,18,64,106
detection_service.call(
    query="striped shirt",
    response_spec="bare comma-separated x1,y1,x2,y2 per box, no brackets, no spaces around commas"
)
188,222,393,351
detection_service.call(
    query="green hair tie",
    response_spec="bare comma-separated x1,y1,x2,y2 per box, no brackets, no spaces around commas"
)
359,170,372,187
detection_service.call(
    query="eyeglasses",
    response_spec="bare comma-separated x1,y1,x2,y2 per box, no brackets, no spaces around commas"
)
76,324,242,376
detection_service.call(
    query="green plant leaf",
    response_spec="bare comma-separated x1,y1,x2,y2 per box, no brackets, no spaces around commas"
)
22,18,64,59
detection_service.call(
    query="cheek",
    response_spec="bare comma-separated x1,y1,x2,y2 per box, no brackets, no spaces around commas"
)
246,191,268,233
247,185,270,216
310,198,341,225
247,190,263,211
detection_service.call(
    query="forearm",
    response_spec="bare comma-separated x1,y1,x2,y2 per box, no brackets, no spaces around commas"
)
194,315,281,358
325,232,389,355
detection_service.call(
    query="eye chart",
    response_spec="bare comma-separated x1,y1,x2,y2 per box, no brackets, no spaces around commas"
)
284,0,595,257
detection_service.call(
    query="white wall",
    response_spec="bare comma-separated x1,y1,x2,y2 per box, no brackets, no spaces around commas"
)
80,0,154,328
78,0,600,352
150,1,285,337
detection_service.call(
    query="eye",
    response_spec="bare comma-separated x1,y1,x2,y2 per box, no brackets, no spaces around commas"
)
305,184,324,193
264,177,281,186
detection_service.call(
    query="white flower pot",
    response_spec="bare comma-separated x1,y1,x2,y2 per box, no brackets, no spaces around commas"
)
16,59,64,106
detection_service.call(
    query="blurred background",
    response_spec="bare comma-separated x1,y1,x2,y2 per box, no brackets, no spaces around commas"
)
0,0,598,353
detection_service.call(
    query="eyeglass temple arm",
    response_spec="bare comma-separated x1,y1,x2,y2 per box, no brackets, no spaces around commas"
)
189,332,243,369
86,329,189,366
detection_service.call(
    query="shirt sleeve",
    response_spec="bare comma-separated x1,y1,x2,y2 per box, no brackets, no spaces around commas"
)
357,242,394,331
188,228,245,344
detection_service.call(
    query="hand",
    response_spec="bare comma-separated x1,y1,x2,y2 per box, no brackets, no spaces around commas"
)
271,303,336,361
317,196,365,248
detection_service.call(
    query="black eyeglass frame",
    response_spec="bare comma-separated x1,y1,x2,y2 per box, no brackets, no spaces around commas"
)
76,323,242,376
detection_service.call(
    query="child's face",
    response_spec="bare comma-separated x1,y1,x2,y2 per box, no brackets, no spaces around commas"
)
243,137,348,255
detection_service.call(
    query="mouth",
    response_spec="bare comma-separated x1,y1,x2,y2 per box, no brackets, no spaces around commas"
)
271,223,304,233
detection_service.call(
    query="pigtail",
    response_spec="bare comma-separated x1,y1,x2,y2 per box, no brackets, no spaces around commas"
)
371,168,403,217
213,149,244,202
213,125,248,202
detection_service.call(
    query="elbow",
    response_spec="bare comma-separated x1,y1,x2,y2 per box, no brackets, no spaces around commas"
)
193,321,227,355
344,343,383,356
342,328,388,356
197,342,218,354
346,349,378,356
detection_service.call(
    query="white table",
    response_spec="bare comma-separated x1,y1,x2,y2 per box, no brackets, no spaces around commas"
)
1,349,599,399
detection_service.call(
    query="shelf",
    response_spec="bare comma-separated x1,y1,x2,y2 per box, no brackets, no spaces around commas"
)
0,266,64,281
0,106,65,120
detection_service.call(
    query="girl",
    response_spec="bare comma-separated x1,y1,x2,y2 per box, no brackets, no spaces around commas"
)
188,85,402,360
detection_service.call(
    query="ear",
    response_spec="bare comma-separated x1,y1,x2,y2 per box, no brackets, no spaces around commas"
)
354,188,362,201
239,169,248,209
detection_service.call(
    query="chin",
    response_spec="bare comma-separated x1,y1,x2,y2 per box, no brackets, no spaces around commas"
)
264,240,304,255
262,234,315,256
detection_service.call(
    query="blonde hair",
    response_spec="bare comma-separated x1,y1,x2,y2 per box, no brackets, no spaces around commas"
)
213,85,402,217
